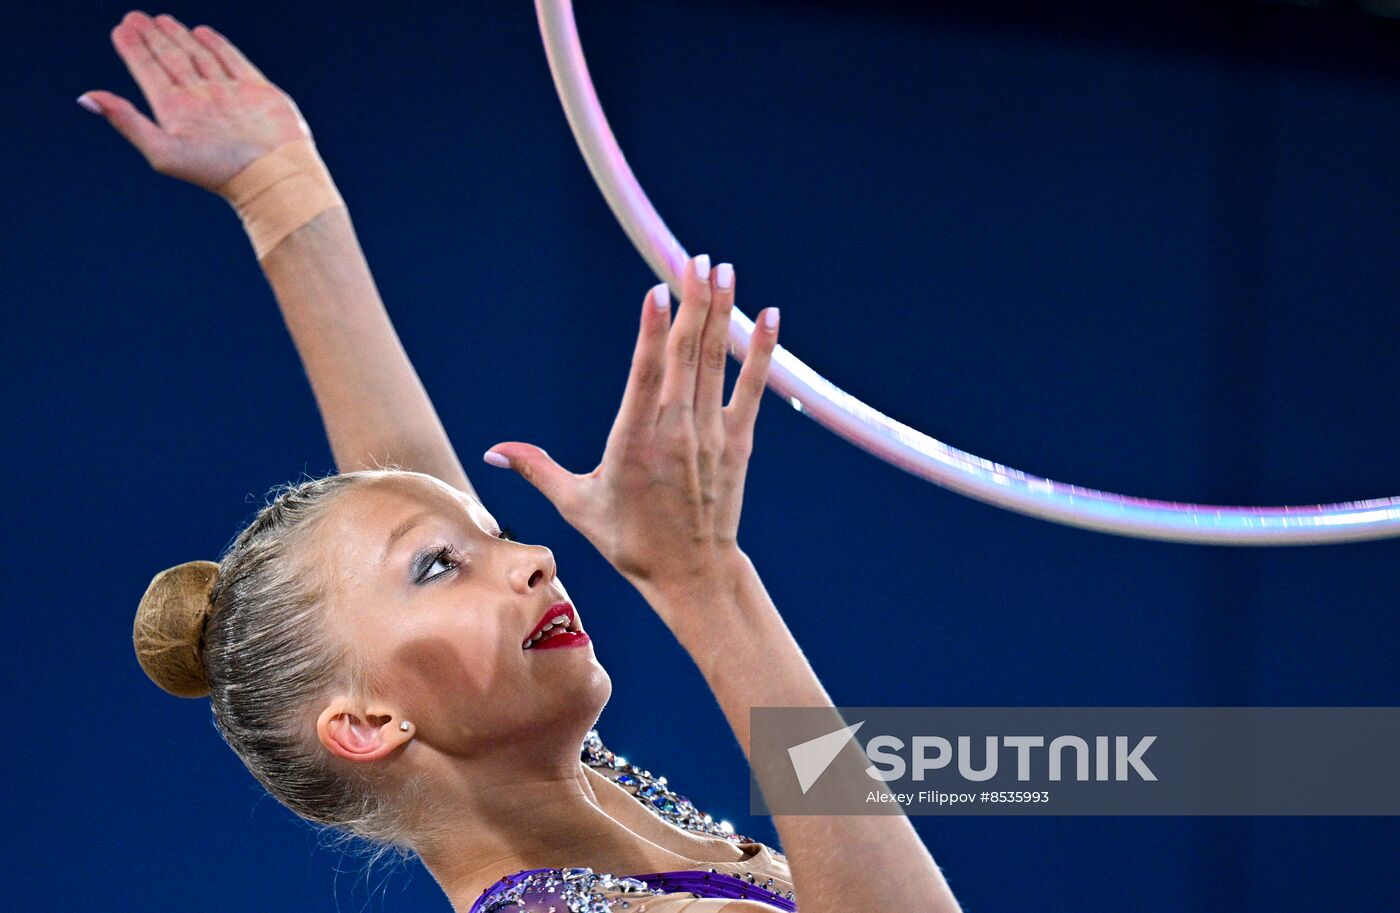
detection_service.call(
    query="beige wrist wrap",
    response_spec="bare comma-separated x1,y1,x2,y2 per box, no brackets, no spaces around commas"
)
217,138,346,260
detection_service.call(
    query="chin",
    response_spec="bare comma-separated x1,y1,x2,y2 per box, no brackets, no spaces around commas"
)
522,665,613,760
556,662,612,735
576,662,613,718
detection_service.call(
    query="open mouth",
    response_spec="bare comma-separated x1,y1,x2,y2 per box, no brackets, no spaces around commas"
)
522,602,585,649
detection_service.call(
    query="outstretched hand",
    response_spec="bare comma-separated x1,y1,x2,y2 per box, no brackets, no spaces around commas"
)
79,11,311,194
485,256,780,600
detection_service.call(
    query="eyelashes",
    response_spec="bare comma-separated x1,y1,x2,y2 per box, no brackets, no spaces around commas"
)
413,526,518,584
415,544,459,583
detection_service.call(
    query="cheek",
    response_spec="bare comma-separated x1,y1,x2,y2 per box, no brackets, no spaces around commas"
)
388,621,517,708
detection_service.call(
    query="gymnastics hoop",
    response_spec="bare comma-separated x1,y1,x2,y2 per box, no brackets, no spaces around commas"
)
534,0,1400,546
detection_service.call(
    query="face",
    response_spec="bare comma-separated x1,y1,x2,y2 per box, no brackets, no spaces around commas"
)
311,472,611,762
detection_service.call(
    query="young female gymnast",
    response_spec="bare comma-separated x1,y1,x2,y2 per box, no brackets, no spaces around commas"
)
85,11,961,912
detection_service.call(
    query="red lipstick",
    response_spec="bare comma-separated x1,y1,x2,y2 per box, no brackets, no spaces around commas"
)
522,602,590,650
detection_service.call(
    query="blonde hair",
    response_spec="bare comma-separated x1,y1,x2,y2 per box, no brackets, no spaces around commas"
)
134,469,432,856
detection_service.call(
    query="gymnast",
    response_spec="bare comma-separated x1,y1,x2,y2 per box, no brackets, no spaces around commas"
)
85,11,960,912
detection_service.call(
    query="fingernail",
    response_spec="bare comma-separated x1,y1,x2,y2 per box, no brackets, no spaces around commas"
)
715,263,733,290
763,307,780,330
483,450,510,468
651,282,670,311
76,94,101,115
693,254,710,281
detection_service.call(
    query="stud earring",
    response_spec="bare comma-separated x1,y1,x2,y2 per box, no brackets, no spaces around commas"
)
399,721,411,732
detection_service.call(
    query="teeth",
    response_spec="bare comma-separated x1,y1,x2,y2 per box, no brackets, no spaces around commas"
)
525,623,564,648
523,611,577,649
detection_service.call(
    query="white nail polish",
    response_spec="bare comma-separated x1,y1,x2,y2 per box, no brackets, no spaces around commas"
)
76,94,101,115
694,254,710,281
763,307,780,330
651,282,670,311
716,263,733,290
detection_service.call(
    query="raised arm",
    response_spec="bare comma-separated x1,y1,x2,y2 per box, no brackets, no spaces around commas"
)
81,11,476,497
482,257,961,913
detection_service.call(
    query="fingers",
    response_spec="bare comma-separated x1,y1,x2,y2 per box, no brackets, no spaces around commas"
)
723,307,781,453
191,23,270,84
111,14,173,102
482,443,576,512
608,283,673,441
693,261,734,431
154,14,225,83
656,254,712,422
135,12,200,87
77,90,173,167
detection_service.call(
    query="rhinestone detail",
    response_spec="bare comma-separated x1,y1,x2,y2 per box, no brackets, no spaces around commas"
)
581,728,752,844
476,866,660,913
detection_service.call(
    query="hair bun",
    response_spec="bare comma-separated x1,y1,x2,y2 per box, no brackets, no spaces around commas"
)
133,560,220,698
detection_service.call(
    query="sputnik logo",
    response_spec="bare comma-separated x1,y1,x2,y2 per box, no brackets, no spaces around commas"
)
787,720,866,794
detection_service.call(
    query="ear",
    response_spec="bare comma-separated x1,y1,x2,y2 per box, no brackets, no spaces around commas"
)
316,697,415,764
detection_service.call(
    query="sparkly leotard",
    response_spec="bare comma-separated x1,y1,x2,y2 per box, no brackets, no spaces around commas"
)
467,729,798,912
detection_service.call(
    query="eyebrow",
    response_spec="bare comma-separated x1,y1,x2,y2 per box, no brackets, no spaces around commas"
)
381,510,434,565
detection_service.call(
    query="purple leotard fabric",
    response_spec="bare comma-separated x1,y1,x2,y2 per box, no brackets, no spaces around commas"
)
468,865,798,912
628,869,797,908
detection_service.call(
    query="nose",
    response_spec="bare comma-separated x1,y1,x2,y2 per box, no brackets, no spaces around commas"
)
511,543,556,592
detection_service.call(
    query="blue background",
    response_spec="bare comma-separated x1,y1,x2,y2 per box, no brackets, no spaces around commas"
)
10,0,1400,909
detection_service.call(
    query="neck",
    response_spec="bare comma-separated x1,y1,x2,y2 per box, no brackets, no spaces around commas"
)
412,731,706,912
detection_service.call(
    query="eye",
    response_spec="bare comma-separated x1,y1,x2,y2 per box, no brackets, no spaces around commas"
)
415,545,459,584
496,525,517,542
